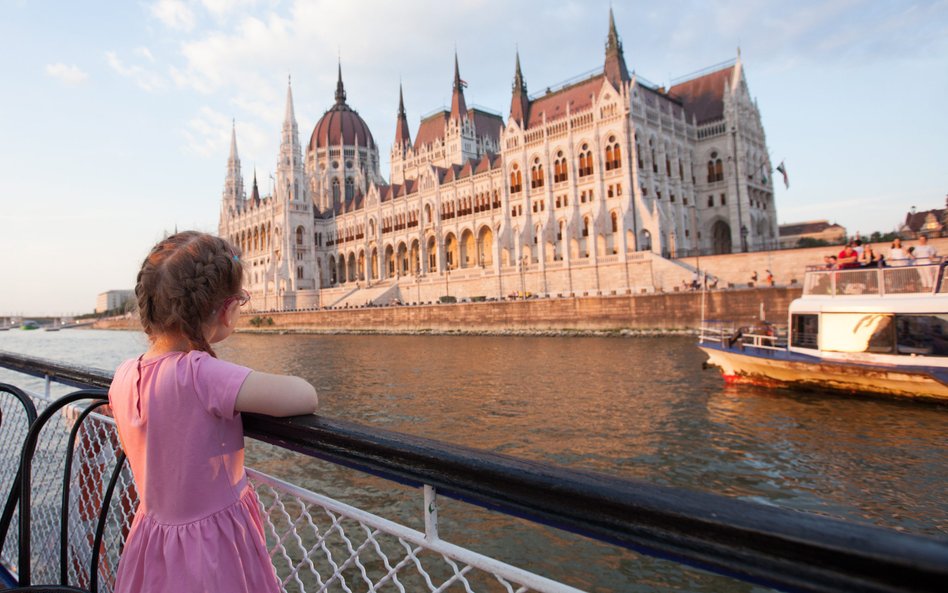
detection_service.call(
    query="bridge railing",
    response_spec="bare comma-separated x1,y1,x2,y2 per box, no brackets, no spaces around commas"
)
1,350,947,593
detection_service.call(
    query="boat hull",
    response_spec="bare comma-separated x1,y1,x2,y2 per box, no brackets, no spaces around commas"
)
699,344,948,403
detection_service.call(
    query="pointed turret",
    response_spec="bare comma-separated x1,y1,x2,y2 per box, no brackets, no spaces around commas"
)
222,119,245,211
250,169,260,203
449,51,468,123
228,120,239,163
603,7,630,88
509,50,530,126
394,83,412,147
277,77,303,202
335,61,347,106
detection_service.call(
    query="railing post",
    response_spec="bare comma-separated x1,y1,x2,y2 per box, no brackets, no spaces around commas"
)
45,374,51,399
424,484,439,542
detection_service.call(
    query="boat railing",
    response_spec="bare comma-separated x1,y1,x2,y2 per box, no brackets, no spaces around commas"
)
1,351,947,593
803,261,945,297
699,321,787,350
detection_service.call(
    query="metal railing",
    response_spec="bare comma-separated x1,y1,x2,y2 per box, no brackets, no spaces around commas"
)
698,322,787,351
803,262,945,297
1,351,947,593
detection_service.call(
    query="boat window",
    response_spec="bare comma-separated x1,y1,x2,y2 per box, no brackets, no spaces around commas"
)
895,314,948,356
790,314,819,349
821,313,894,354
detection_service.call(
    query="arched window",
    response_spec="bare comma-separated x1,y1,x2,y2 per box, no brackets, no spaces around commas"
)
332,178,340,203
611,211,619,233
553,150,568,183
578,144,593,177
650,140,657,173
296,226,304,245
635,135,643,169
510,164,522,193
714,159,723,182
531,158,544,189
707,161,715,183
345,177,354,201
604,136,621,171
582,216,590,237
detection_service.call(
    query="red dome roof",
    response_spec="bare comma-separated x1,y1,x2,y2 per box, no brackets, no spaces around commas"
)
308,65,376,152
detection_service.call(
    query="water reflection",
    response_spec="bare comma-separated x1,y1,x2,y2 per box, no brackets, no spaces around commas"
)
218,332,948,537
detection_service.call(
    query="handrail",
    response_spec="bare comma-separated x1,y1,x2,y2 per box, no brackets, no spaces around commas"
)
1,350,947,593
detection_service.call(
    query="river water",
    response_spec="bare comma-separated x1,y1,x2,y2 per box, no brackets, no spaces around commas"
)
1,329,946,592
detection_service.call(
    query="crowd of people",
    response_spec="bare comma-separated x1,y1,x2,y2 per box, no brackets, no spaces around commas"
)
824,236,939,270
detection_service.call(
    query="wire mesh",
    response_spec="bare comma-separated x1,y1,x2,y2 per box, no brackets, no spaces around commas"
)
1,393,584,593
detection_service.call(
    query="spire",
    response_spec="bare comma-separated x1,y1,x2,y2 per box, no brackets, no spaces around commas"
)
250,168,260,202
394,82,412,147
223,119,244,209
335,60,347,106
509,49,530,126
284,75,296,122
603,7,630,87
228,119,238,162
449,51,468,123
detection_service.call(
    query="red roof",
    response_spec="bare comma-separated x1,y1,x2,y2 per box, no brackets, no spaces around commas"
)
414,111,448,150
413,108,503,150
668,65,735,124
526,75,604,129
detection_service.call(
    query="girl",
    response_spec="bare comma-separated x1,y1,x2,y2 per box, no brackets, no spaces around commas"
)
108,231,318,593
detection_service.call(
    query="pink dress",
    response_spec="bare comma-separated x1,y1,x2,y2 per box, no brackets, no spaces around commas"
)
108,351,280,593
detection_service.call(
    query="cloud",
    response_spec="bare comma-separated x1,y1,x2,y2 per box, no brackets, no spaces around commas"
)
182,106,269,162
150,0,196,32
135,47,156,62
106,51,167,91
45,63,89,85
202,0,261,18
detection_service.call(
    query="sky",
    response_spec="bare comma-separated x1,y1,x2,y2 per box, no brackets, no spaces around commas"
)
1,0,946,316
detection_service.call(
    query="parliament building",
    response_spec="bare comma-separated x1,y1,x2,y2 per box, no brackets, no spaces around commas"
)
219,11,778,310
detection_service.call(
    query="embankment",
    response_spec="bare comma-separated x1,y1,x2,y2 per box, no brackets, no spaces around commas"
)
93,287,799,335
231,287,800,334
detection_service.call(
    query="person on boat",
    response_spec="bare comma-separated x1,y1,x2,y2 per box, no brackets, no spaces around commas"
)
823,254,838,269
108,231,319,593
837,243,860,269
913,235,938,264
887,237,913,266
861,243,881,266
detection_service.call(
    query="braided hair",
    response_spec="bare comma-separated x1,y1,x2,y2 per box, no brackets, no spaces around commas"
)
135,231,243,357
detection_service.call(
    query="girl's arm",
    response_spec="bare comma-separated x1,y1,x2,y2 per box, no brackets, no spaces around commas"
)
234,371,318,416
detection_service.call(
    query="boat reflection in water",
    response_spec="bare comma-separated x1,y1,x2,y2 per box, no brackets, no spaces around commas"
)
700,261,948,403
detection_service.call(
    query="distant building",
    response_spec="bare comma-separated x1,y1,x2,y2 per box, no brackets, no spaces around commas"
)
778,220,846,248
899,198,948,239
220,10,778,310
96,290,134,314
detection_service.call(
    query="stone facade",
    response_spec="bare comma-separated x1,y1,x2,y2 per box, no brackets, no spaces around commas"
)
219,10,777,311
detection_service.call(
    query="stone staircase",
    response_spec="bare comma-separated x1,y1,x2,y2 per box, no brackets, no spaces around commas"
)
327,282,402,308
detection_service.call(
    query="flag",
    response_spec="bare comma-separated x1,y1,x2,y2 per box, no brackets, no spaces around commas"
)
459,79,468,88
776,162,789,189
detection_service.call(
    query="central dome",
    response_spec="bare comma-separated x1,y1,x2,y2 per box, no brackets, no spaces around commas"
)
308,65,376,152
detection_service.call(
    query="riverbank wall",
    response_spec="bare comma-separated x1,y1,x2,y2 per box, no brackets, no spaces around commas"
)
234,287,801,333
92,287,800,334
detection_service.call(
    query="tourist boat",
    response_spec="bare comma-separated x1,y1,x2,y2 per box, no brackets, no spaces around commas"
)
699,261,948,402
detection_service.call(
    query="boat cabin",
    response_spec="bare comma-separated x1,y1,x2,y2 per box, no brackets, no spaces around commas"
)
788,263,948,360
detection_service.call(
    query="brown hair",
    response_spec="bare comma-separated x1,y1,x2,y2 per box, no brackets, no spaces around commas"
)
135,231,243,357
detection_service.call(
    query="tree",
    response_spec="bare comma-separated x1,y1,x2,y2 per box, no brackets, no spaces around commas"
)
796,237,831,248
